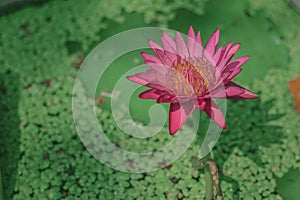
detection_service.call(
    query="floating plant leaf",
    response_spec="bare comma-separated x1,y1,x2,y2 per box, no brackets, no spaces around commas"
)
276,169,300,200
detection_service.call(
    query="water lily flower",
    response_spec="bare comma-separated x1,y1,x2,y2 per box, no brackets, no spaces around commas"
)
128,26,258,135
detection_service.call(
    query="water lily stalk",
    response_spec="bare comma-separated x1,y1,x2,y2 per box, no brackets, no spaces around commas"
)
200,153,223,200
0,169,3,200
207,158,223,200
204,162,214,200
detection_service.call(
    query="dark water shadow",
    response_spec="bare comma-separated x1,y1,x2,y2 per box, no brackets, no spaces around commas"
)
0,70,21,200
0,0,51,16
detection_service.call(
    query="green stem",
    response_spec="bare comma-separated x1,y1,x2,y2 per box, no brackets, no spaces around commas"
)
198,115,214,199
0,169,3,200
204,163,214,200
201,156,224,200
198,115,222,199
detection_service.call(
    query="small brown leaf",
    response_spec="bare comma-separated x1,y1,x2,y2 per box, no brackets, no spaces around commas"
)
44,80,51,87
289,75,300,114
71,52,84,68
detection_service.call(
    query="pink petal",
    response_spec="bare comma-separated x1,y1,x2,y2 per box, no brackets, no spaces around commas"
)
205,29,220,57
149,40,163,53
223,68,242,84
127,74,150,85
224,82,245,96
146,82,173,93
215,42,233,67
155,49,173,66
217,53,234,69
196,98,206,110
187,26,196,57
193,31,203,58
223,42,234,54
144,62,168,74
148,39,175,66
161,37,176,53
139,89,162,99
157,94,175,103
187,26,196,38
169,101,195,135
162,32,176,51
229,89,258,99
223,56,250,72
127,70,163,86
176,32,189,58
203,99,226,129
227,43,240,56
164,50,177,63
209,83,244,98
225,82,258,99
141,52,161,64
213,46,225,65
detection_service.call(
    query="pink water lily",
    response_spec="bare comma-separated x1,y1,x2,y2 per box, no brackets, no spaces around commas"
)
128,26,258,135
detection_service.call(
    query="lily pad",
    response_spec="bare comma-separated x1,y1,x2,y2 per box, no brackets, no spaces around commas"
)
276,169,300,200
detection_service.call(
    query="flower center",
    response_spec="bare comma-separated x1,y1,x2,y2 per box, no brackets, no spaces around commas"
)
167,57,216,97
